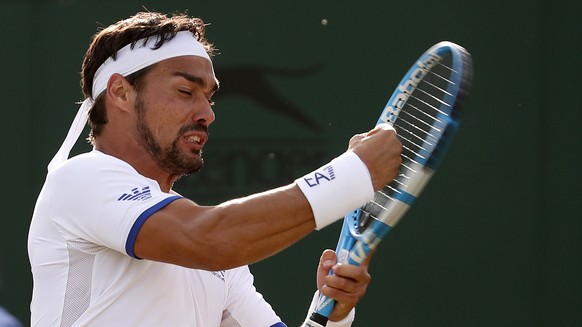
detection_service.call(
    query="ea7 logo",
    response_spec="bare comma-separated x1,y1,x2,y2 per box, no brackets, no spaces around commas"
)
303,165,335,187
117,186,152,201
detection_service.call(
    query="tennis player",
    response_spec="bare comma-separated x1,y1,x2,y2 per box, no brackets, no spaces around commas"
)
28,11,402,327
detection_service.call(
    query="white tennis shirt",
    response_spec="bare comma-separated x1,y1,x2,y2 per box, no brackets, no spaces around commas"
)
28,150,285,327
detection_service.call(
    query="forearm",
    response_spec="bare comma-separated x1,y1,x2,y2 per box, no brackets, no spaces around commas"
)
191,152,374,269
201,184,316,268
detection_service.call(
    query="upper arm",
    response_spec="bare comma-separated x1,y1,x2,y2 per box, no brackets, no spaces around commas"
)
132,197,218,269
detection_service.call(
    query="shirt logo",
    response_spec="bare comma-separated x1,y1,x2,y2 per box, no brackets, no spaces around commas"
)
117,187,152,201
211,270,226,282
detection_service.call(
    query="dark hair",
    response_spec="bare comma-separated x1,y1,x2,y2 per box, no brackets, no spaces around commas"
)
80,12,215,143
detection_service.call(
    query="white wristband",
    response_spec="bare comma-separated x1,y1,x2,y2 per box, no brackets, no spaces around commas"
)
302,291,355,327
295,151,374,230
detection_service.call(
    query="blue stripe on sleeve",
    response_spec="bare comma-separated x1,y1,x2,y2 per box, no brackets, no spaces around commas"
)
270,323,288,327
125,195,182,258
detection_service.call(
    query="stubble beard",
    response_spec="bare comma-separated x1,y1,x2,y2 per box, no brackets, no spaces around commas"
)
135,96,205,178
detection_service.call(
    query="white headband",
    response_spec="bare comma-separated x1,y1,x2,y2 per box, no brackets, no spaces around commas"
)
48,31,211,171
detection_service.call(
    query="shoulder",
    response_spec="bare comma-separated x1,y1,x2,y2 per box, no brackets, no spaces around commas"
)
44,151,156,202
51,151,136,177
224,265,253,285
46,151,144,187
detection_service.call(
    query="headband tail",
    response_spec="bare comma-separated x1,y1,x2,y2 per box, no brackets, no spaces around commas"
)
48,99,92,171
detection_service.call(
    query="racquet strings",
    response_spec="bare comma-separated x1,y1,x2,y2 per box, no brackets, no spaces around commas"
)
359,55,458,230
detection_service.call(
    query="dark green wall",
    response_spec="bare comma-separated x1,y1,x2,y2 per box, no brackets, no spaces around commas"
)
1,0,581,326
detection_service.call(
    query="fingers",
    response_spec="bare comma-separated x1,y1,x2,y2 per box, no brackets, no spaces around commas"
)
322,263,372,321
348,123,402,191
323,263,371,294
321,253,371,301
348,123,394,147
369,122,396,134
348,133,366,148
314,248,375,322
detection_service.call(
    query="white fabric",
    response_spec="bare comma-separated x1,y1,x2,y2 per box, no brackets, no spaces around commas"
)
47,31,211,172
29,151,282,327
301,291,355,327
295,152,374,230
92,31,210,98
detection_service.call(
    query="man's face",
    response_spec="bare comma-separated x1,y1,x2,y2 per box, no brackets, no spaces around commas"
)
133,56,218,177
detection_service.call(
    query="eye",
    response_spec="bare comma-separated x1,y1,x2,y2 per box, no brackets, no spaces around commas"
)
208,99,215,107
178,89,192,96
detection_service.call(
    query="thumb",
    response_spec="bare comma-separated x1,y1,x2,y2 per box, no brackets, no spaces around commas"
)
317,249,337,291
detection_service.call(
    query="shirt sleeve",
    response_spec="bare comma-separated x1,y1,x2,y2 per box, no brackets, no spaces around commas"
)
47,153,182,257
220,266,285,327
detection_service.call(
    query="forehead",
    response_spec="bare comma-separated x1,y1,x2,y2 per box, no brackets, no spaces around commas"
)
147,55,218,88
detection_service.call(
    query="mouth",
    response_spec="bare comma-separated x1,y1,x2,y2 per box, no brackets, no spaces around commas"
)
186,135,202,144
183,132,208,150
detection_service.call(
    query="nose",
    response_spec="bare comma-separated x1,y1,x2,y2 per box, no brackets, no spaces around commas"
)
194,101,215,127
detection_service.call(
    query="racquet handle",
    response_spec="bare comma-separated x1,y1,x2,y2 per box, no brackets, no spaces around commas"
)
308,210,394,322
301,315,327,327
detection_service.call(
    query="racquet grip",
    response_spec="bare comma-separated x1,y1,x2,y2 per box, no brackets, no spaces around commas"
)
301,314,327,327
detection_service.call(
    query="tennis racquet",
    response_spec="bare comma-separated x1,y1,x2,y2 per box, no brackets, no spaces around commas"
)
303,41,473,327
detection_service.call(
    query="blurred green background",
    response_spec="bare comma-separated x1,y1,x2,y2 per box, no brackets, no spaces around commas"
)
1,0,581,326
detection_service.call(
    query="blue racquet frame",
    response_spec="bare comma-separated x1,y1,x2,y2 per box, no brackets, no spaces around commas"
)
304,41,473,327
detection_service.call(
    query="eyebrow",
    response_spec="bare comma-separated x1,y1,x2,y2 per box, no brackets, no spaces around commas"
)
172,71,220,93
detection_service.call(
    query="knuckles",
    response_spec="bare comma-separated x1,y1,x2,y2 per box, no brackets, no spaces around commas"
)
349,124,403,190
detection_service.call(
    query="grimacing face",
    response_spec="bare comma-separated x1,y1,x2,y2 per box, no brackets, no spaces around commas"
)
135,93,208,176
129,55,217,178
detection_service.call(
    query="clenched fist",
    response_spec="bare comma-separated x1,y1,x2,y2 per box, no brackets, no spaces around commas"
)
348,123,402,191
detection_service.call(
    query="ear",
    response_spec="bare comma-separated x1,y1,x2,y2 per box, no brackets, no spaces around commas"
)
105,73,135,112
